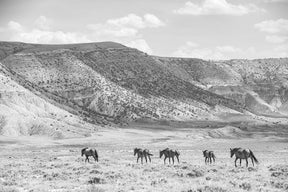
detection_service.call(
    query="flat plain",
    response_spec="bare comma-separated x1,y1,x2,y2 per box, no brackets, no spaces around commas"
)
0,124,287,192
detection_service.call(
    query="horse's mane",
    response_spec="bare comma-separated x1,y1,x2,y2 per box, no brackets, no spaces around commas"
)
82,147,88,152
134,148,141,152
160,148,168,153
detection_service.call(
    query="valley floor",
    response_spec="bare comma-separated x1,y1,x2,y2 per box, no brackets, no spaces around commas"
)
0,126,288,192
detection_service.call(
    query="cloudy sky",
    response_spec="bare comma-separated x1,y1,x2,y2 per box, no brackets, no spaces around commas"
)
0,0,287,60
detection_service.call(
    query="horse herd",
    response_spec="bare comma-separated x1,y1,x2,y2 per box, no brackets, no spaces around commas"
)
81,147,259,167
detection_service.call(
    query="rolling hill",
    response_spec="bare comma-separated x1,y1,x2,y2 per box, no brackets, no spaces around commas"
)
0,41,287,137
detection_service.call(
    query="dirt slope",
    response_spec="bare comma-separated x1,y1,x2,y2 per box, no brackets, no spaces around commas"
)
0,62,98,138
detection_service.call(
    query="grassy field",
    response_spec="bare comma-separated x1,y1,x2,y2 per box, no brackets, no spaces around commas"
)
0,126,288,192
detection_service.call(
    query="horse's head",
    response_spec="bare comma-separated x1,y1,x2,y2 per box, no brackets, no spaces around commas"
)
159,150,163,158
175,150,180,157
230,148,234,158
134,148,138,156
202,150,207,157
81,147,88,156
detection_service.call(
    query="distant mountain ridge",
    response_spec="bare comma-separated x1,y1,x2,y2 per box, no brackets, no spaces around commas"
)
0,41,287,136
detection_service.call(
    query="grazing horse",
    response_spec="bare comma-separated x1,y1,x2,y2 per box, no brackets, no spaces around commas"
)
230,148,259,167
159,148,180,164
203,150,216,164
134,148,153,164
81,147,98,163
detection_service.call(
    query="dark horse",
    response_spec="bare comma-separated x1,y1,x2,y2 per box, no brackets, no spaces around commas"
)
159,148,180,164
230,148,259,167
134,148,153,163
203,150,216,164
81,147,98,163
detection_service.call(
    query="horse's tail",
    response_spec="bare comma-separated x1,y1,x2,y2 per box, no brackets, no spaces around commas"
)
212,153,216,159
250,150,259,164
95,150,98,161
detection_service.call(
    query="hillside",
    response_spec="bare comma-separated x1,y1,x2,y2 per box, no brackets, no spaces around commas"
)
0,62,98,138
156,57,288,117
0,41,287,137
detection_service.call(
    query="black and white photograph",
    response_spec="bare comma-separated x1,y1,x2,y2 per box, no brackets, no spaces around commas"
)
0,0,288,191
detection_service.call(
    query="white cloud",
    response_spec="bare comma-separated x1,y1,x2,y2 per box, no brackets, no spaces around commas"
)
107,14,145,29
87,14,164,53
106,13,164,29
172,41,255,60
34,16,52,30
173,0,264,16
6,17,89,44
87,13,164,38
8,21,23,31
87,23,138,38
255,19,288,34
10,29,89,44
143,14,165,28
126,39,152,54
3,14,163,54
255,19,288,44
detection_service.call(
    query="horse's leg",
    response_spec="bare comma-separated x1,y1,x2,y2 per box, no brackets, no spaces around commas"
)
205,157,207,164
145,155,148,163
164,156,167,164
240,159,242,166
177,156,179,163
141,156,143,164
137,156,140,163
209,157,212,164
85,155,89,163
168,157,171,164
148,155,151,163
172,156,175,164
235,157,238,167
251,157,254,166
246,158,248,167
213,157,215,163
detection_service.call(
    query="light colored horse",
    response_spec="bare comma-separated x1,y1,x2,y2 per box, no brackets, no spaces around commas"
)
203,150,216,164
81,147,98,163
159,148,180,164
230,148,259,167
134,148,153,163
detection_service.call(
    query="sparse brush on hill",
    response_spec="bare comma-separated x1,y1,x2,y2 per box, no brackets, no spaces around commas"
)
0,41,288,137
